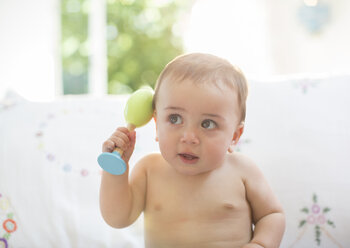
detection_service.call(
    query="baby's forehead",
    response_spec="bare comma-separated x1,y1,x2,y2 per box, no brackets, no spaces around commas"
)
154,75,240,113
161,76,237,95
159,79,238,106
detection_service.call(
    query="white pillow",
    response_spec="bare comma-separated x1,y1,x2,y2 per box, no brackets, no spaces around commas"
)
242,75,350,247
1,74,350,247
0,93,157,247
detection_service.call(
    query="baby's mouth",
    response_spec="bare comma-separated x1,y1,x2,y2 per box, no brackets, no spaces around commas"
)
178,153,199,164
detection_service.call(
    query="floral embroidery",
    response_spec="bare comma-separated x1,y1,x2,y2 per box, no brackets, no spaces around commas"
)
235,138,251,152
0,238,8,248
35,109,100,178
293,79,319,94
300,194,335,245
2,219,16,233
0,93,19,112
0,194,17,247
290,193,343,248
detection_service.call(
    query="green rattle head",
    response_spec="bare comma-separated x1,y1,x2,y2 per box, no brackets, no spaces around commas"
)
97,86,154,175
124,86,154,127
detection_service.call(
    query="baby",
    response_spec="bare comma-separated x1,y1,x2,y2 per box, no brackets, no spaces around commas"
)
99,53,285,248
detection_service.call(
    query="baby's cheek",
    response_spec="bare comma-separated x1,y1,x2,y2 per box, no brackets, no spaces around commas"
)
158,136,173,159
206,140,228,161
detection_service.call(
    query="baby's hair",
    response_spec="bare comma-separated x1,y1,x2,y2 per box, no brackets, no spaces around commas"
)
153,53,249,122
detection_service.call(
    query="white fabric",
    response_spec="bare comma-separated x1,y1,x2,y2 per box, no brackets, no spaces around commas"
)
1,74,349,247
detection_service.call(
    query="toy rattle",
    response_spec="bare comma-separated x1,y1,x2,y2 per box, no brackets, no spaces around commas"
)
97,87,154,175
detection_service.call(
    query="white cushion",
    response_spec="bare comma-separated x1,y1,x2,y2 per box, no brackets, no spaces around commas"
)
1,74,349,247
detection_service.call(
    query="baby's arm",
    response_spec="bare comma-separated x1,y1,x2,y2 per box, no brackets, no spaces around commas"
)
242,160,285,248
99,127,147,228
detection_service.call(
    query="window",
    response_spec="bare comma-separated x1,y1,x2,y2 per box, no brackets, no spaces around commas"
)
61,0,192,95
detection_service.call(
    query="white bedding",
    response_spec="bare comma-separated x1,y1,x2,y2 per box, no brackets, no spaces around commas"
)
1,74,349,247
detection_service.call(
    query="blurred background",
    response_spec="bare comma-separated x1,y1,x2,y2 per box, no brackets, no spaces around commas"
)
0,0,349,101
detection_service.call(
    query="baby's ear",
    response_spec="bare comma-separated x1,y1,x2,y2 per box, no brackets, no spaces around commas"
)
228,122,245,153
153,111,157,123
153,111,159,142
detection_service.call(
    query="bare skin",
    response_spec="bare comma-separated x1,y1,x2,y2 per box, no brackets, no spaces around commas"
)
100,150,284,248
143,152,253,248
100,70,285,247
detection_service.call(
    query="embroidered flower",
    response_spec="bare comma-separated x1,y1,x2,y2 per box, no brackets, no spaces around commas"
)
299,194,336,246
3,219,17,233
0,195,18,246
0,238,8,248
312,203,321,214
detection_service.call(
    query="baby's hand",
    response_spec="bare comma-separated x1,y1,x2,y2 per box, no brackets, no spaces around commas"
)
102,127,136,164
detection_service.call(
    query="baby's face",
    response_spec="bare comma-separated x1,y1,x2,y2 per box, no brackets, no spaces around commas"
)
155,79,242,176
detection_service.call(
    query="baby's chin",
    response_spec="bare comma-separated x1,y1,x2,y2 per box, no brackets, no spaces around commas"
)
172,161,218,177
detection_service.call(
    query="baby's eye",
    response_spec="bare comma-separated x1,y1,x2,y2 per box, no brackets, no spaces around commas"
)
169,114,182,125
201,119,217,129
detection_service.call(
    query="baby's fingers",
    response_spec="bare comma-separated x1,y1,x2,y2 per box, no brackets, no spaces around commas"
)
110,134,130,151
102,139,116,153
102,128,130,152
122,130,136,160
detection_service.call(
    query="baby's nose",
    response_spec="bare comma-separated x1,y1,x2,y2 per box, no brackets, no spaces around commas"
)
180,130,200,145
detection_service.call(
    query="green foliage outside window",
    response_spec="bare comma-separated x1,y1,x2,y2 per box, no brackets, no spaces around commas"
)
107,0,191,93
61,0,192,95
61,0,89,94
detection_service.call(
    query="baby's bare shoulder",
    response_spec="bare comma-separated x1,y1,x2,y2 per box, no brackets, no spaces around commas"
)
134,153,164,170
227,152,256,167
131,153,164,180
227,153,261,175
139,152,163,162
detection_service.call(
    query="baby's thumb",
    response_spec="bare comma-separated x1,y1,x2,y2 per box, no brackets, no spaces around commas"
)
122,130,136,163
129,130,136,149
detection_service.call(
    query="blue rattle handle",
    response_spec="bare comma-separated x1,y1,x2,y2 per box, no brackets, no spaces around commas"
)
98,150,127,175
98,124,136,175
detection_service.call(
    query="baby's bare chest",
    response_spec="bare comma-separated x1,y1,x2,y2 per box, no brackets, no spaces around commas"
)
145,171,249,221
143,171,252,247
